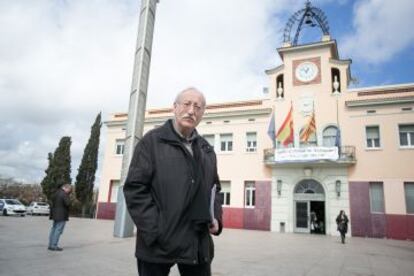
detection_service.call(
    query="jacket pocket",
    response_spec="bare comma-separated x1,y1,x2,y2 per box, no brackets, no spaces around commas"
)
157,219,192,257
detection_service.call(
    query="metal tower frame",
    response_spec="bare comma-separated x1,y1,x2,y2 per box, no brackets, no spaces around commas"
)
283,1,330,46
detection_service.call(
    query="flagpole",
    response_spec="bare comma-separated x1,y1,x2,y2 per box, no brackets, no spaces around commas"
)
335,94,342,157
291,100,294,148
336,95,339,127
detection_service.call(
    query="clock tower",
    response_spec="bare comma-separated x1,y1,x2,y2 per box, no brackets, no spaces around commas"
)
265,1,354,235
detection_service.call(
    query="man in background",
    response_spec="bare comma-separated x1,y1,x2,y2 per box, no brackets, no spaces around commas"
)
48,183,72,251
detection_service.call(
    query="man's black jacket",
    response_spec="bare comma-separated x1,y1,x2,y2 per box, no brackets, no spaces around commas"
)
124,119,223,264
50,188,70,222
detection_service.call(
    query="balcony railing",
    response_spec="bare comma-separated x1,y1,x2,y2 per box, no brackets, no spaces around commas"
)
264,145,356,166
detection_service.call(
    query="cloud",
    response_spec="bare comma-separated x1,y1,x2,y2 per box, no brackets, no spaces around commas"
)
0,0,138,183
147,0,289,107
341,0,414,64
0,0,291,184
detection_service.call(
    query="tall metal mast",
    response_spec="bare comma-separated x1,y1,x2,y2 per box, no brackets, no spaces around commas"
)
114,0,160,238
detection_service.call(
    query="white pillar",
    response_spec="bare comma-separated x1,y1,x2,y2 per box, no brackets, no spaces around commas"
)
114,0,160,238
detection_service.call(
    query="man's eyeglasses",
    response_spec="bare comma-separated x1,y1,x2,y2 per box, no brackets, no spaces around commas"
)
177,101,204,113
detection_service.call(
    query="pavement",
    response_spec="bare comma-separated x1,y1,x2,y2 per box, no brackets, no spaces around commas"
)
1,216,414,276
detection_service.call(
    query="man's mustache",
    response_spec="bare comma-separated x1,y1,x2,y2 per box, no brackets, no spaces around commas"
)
182,116,195,121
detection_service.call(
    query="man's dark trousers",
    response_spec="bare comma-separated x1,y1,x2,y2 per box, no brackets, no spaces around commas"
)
137,259,211,276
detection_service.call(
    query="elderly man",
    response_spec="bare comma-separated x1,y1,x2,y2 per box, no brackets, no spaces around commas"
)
48,183,72,251
124,87,223,276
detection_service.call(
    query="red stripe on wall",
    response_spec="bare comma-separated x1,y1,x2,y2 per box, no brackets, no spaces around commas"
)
387,214,407,240
223,207,244,228
222,181,271,231
96,202,116,220
407,215,414,240
386,214,414,241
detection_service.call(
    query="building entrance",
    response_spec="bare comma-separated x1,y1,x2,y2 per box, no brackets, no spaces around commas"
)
294,179,325,234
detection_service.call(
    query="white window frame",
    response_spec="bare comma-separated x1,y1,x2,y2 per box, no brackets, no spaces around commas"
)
202,134,215,149
369,182,385,213
219,134,233,152
115,139,125,155
322,126,338,147
405,182,414,214
365,125,381,149
220,181,231,206
110,180,121,203
399,124,414,148
244,181,256,208
246,132,257,152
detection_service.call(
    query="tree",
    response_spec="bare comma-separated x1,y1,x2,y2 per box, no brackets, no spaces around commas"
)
40,153,54,201
75,113,101,217
40,137,72,202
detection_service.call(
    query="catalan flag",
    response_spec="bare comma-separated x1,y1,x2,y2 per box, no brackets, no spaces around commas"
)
300,112,316,143
276,104,294,146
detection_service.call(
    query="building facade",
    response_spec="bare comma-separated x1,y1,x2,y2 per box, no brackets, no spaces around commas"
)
96,3,414,240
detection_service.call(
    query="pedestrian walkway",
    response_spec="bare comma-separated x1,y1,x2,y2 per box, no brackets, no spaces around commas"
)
1,216,413,276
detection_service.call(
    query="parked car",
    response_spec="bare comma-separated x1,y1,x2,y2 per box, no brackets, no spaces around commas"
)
0,199,27,216
27,202,50,216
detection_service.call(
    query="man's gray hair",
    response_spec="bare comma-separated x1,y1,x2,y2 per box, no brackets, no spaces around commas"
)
62,184,72,190
174,87,206,107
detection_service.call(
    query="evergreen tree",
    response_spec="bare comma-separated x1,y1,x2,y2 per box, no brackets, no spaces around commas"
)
40,137,72,201
40,152,54,200
75,113,101,217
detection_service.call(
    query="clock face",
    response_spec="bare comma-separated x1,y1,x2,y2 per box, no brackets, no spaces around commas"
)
295,62,318,82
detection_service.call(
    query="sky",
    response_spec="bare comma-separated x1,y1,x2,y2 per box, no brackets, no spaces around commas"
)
0,0,413,185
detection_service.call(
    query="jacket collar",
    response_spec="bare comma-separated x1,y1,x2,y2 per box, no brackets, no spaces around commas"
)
159,119,199,144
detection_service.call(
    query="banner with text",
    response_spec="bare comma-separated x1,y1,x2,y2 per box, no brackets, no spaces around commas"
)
275,147,339,162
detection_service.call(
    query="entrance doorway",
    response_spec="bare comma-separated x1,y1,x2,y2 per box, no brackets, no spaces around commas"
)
294,179,325,234
310,201,325,234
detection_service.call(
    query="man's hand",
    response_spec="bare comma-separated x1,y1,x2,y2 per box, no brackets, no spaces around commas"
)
209,218,219,234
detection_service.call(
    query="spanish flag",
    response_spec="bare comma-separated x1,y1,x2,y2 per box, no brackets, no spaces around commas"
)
276,104,294,146
300,112,316,143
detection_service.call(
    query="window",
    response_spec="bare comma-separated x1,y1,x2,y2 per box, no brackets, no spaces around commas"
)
245,181,256,208
370,182,384,213
110,180,121,203
323,126,338,147
366,126,380,148
399,124,414,147
220,181,231,206
220,134,233,152
246,132,257,152
405,182,414,213
115,139,125,155
203,134,215,148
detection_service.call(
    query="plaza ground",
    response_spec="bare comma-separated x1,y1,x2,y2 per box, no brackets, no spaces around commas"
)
1,216,413,276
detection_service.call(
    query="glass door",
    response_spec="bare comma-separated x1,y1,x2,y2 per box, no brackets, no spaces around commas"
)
295,201,310,233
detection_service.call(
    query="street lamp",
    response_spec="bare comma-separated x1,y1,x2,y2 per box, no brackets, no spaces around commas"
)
277,180,282,196
335,180,341,197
